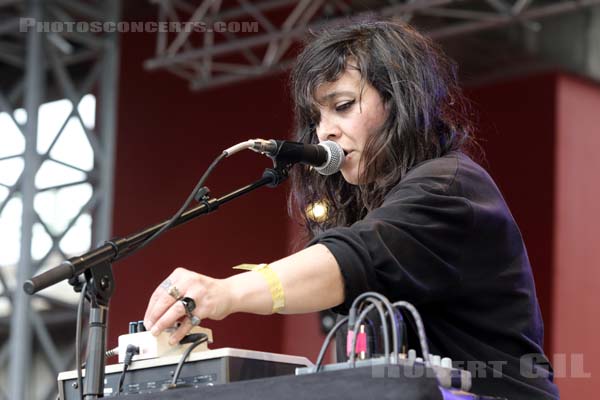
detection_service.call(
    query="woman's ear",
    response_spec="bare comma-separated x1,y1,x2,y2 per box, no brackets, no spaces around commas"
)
382,98,393,120
384,99,391,111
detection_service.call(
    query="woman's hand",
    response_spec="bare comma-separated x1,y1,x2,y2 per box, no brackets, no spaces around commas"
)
142,244,345,345
143,267,233,344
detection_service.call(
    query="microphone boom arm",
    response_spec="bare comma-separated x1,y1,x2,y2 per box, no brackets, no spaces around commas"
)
23,167,288,295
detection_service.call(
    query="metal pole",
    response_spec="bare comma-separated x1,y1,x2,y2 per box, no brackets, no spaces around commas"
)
9,0,43,398
94,0,120,244
83,303,109,399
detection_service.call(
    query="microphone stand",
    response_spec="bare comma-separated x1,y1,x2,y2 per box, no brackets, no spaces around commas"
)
23,166,288,399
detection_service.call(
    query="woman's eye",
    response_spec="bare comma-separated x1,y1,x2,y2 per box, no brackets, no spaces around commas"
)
335,100,355,112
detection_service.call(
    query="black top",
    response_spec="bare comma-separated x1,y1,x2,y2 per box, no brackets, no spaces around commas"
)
310,152,559,399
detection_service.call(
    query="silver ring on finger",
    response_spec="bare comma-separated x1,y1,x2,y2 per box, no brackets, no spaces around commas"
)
189,315,201,326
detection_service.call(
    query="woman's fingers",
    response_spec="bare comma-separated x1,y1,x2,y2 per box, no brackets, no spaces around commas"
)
145,277,175,317
143,268,234,340
167,316,195,345
150,298,188,336
144,268,194,331
144,290,177,331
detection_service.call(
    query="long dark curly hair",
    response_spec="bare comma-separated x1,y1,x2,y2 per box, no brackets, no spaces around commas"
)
289,17,474,241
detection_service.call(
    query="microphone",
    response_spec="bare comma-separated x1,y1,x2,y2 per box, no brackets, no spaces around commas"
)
250,139,345,176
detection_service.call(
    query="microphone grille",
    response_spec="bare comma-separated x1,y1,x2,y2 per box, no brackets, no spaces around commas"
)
314,141,344,176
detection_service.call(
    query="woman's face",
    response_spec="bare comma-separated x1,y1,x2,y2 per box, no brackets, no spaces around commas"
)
314,67,388,184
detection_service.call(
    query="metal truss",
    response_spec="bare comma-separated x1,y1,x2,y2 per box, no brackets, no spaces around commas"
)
0,0,120,399
144,0,600,91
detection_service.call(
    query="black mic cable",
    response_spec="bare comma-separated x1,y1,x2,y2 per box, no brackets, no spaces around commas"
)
114,138,344,262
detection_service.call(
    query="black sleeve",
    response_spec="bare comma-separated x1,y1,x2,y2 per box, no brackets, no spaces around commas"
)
309,156,479,314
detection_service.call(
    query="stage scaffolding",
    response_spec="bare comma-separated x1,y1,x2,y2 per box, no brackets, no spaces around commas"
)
0,0,119,399
145,0,600,91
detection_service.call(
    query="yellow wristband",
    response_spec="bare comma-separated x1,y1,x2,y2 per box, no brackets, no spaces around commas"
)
233,263,285,313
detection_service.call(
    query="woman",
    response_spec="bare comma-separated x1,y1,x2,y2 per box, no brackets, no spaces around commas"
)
144,19,559,399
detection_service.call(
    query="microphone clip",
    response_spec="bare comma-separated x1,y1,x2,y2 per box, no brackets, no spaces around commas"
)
262,167,288,188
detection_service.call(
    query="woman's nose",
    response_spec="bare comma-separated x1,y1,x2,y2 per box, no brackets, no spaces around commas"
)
316,116,341,142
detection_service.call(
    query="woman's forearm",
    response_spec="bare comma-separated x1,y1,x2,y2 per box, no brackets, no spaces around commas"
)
226,244,345,315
